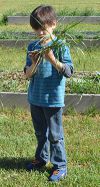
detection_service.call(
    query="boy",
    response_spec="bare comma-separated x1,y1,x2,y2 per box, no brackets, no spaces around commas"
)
24,5,73,182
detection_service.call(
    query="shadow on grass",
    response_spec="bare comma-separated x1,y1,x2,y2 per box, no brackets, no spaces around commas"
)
0,157,51,173
0,157,32,170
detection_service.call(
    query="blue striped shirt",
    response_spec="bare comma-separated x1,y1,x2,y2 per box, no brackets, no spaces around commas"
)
24,38,73,107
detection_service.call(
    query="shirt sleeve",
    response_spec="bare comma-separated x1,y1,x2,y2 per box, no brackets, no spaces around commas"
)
60,45,74,78
23,43,33,74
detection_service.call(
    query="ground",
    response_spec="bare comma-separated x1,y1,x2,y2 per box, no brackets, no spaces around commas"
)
0,107,99,187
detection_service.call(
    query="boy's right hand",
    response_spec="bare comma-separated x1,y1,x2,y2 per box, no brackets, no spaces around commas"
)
28,50,40,64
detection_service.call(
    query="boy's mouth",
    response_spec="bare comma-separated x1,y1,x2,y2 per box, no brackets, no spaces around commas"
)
38,35,44,38
38,34,51,40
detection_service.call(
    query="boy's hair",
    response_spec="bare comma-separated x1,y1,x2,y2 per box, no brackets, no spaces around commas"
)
30,5,57,30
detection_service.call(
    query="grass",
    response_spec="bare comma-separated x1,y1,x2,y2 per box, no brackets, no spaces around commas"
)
0,23,100,33
0,107,100,187
66,76,100,94
0,28,100,40
0,47,100,72
58,7,100,16
71,47,100,72
0,0,100,16
0,47,26,72
0,25,32,33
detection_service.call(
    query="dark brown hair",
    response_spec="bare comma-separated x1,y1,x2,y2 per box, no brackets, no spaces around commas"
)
30,5,57,30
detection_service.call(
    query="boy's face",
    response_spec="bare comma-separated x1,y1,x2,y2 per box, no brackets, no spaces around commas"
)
34,23,56,38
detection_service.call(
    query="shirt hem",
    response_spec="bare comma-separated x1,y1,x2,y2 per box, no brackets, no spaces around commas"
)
28,99,65,107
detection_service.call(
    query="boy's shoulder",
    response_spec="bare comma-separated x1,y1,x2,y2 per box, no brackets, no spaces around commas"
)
27,39,40,51
56,38,69,49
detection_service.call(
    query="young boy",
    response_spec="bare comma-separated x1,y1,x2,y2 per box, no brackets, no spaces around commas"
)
24,5,73,182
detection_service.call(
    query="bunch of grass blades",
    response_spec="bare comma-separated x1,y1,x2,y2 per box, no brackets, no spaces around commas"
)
28,15,87,74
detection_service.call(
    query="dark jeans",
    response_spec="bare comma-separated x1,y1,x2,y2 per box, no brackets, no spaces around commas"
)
30,104,67,169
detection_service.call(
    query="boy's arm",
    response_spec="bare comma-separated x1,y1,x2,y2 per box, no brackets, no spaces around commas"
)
25,63,37,79
45,46,73,78
25,54,41,79
59,45,74,77
52,60,73,78
24,45,40,79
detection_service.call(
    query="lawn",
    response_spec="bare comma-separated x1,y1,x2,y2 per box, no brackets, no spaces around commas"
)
0,107,99,187
0,0,100,15
0,47,26,72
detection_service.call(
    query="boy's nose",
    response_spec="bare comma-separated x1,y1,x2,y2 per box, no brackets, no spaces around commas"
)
38,30,44,35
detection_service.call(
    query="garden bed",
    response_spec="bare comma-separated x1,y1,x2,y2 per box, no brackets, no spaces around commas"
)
0,39,100,48
0,71,100,94
0,31,100,40
0,71,100,112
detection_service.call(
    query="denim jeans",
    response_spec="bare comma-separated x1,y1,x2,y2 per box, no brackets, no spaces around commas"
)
30,104,67,169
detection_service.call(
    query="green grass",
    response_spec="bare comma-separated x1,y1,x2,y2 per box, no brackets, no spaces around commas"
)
0,47,100,72
58,7,100,16
0,23,100,33
0,47,26,72
66,76,100,94
0,27,100,40
1,0,100,16
0,25,32,33
0,107,100,187
71,47,100,72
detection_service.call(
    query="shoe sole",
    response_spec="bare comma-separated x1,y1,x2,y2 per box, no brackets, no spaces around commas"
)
49,173,67,182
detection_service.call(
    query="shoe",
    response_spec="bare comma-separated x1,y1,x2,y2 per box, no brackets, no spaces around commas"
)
49,168,67,182
26,159,46,171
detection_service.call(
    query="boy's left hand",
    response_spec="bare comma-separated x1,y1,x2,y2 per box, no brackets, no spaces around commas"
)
44,49,56,64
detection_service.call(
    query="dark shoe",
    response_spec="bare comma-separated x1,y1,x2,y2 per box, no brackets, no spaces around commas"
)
27,159,46,171
49,168,67,182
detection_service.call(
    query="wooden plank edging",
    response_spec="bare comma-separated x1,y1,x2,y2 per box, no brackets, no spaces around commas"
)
0,92,100,113
7,16,100,24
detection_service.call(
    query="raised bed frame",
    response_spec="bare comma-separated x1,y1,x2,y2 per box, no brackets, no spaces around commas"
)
0,92,100,113
7,16,100,24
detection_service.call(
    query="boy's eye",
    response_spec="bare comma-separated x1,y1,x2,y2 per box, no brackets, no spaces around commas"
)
41,28,46,31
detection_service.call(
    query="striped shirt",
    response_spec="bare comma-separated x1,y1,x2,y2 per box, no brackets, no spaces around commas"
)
24,37,73,107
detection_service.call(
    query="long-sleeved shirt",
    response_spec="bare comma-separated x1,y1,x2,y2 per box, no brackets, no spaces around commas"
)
24,37,73,107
